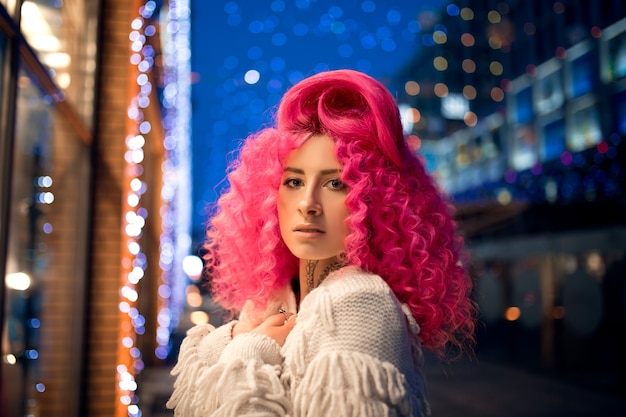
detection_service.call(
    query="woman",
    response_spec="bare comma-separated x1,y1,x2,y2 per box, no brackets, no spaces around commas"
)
167,69,476,416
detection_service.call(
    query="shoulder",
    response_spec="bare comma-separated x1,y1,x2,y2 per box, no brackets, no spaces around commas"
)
319,267,393,299
298,268,405,334
286,268,423,380
320,267,398,307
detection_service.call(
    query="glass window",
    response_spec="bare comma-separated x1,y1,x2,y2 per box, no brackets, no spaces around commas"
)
612,89,626,135
3,69,54,416
568,49,599,99
514,87,534,125
567,104,602,152
541,117,566,162
607,28,626,82
20,0,100,127
2,65,93,417
535,68,564,115
2,1,99,416
510,123,538,171
483,128,502,160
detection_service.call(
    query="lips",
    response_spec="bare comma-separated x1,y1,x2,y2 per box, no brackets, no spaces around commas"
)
294,224,324,233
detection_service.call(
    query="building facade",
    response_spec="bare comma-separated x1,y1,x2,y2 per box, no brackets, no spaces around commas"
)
0,1,190,416
395,0,626,395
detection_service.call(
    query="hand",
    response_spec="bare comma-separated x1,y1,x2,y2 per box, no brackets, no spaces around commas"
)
232,299,265,338
232,317,263,338
251,313,297,346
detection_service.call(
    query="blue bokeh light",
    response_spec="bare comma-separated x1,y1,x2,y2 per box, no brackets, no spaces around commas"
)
189,0,448,241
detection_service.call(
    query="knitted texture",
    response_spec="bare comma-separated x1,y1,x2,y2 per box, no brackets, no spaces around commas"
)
167,268,429,416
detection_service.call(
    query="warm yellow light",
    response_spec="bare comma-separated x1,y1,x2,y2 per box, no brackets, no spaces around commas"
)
460,8,474,20
497,189,512,205
434,83,449,98
190,311,209,325
488,10,501,23
462,59,476,73
586,252,605,277
405,107,421,123
405,80,420,96
488,36,502,49
182,255,204,280
433,30,447,44
41,52,71,69
433,56,448,71
461,33,475,47
463,111,477,126
56,73,71,89
6,272,31,291
463,85,477,100
186,292,203,308
491,87,504,102
21,2,51,36
505,306,520,321
28,34,61,52
185,286,202,307
490,61,504,75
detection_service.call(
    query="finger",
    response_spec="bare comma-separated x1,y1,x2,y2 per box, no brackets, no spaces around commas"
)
283,313,297,327
264,313,289,327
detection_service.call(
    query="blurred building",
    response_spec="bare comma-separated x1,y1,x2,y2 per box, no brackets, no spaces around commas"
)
0,1,190,416
395,0,626,394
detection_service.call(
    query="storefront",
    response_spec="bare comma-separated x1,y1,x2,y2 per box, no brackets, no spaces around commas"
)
1,1,100,415
0,1,190,416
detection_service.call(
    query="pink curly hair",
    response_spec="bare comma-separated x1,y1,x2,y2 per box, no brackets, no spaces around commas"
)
203,69,476,354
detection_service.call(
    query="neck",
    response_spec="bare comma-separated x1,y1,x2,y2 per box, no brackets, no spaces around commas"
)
298,257,345,300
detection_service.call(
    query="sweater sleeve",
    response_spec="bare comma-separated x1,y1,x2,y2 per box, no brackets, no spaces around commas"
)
167,321,237,416
167,324,289,417
292,350,418,417
286,272,429,417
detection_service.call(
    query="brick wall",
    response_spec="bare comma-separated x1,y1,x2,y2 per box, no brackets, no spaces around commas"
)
86,1,164,415
86,0,133,415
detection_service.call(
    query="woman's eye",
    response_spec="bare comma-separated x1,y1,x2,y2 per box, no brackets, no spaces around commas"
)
327,179,346,190
283,178,303,188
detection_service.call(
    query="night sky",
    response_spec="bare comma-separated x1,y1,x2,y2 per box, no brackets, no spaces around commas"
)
189,0,448,244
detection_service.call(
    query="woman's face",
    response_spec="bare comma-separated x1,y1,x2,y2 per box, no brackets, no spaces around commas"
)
277,134,350,261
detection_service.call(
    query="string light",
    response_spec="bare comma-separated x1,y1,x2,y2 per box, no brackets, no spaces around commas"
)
116,0,192,413
157,0,192,360
116,1,157,416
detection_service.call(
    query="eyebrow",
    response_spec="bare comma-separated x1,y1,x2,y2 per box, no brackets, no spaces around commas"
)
284,167,342,175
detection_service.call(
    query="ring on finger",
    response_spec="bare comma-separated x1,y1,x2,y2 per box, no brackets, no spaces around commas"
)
278,308,289,323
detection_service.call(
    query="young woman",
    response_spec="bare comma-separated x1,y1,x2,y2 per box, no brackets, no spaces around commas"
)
167,69,476,416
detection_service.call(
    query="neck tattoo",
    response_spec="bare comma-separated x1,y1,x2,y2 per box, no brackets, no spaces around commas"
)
305,258,347,294
319,259,346,284
305,260,319,294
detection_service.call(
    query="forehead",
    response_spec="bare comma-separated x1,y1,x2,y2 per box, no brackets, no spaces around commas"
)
284,134,341,169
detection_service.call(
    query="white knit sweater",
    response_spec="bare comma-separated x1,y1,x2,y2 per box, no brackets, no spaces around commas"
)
167,268,430,416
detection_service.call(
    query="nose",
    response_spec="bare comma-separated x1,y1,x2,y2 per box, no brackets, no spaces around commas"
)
297,189,322,216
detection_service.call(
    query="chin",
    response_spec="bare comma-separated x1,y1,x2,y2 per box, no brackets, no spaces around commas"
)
291,249,343,261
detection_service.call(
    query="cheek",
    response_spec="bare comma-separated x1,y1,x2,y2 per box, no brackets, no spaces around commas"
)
277,193,292,232
277,198,287,225
341,209,351,235
331,200,350,232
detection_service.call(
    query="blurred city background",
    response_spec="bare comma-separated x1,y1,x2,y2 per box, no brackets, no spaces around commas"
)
1,0,625,416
